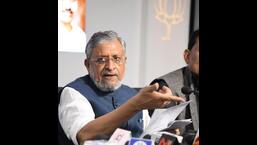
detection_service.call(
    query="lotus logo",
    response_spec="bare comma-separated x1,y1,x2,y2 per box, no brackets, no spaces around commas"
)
155,0,187,40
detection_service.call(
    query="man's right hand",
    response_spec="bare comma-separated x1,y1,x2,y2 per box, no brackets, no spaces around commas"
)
129,83,185,111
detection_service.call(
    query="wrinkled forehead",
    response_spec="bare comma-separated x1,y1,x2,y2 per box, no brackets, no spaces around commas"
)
92,40,125,57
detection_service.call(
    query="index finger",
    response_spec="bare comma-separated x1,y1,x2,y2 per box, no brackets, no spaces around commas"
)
157,93,185,103
168,95,185,102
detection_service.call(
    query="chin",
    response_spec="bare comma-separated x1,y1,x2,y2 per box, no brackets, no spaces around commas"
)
105,82,120,89
100,81,121,92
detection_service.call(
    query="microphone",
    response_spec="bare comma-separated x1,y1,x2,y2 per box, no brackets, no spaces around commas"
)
157,133,180,145
143,132,181,145
150,79,169,91
181,86,199,96
181,86,193,95
108,128,132,145
129,138,153,145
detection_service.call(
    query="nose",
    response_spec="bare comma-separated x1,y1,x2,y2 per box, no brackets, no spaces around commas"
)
105,58,115,70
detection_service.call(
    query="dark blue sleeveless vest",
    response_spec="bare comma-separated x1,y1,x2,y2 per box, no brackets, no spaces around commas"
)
66,75,143,137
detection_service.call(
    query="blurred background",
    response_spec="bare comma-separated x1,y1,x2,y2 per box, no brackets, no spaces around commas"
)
58,0,199,88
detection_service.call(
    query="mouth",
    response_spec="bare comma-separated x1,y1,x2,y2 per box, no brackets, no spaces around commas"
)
103,74,118,79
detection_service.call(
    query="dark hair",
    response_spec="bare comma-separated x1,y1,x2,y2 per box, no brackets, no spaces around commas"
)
188,29,199,50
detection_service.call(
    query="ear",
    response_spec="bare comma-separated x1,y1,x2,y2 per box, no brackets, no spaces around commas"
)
183,49,190,64
84,59,90,71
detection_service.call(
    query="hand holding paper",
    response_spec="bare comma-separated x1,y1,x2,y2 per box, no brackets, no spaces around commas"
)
141,101,191,138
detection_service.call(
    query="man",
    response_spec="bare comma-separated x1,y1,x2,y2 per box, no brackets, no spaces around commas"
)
58,30,185,145
150,29,199,144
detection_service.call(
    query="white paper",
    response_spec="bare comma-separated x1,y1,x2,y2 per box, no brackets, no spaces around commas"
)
141,101,191,137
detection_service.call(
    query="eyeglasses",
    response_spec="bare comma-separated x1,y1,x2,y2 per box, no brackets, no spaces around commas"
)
90,56,126,65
